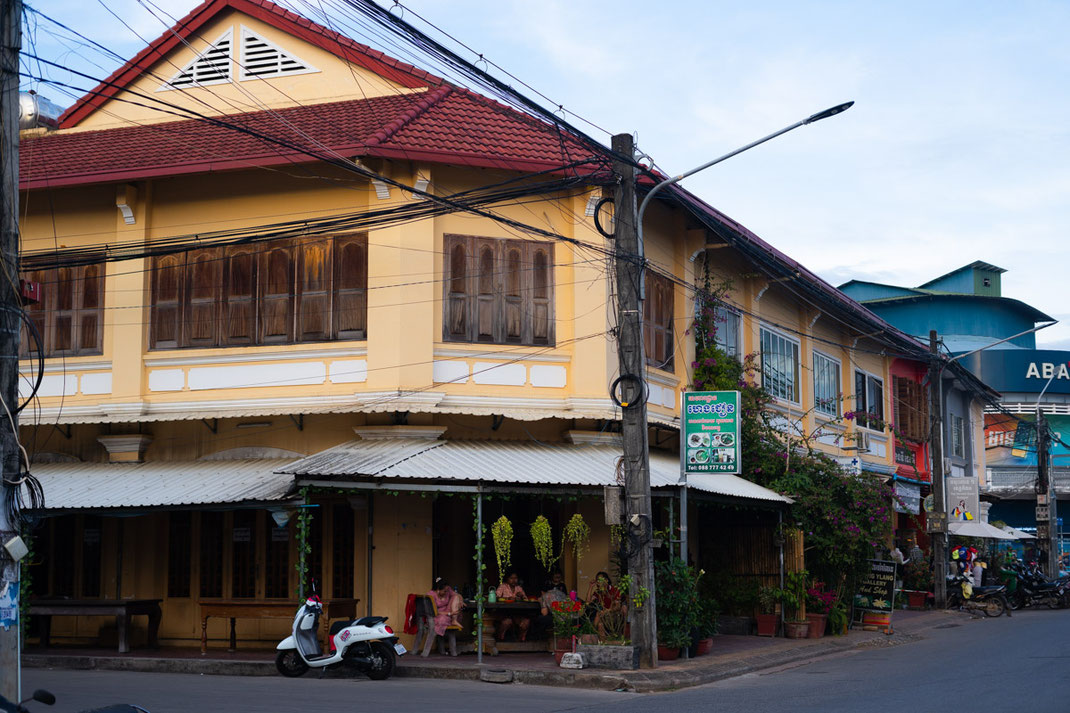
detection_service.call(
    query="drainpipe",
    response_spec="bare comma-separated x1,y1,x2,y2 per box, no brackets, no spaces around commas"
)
476,490,484,665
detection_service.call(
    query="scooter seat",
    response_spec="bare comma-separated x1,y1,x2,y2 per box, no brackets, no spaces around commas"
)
352,616,387,627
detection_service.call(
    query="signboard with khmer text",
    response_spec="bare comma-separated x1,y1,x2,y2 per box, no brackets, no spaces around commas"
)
681,391,741,474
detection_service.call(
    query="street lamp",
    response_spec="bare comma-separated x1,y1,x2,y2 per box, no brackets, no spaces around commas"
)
636,101,854,258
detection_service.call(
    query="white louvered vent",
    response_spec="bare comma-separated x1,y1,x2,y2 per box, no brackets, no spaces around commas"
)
240,27,318,80
161,30,233,91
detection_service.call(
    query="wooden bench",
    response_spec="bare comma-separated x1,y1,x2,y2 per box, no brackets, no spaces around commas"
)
199,598,359,654
30,598,162,654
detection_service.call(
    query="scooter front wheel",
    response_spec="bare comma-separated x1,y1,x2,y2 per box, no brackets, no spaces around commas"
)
365,641,396,681
983,596,1006,618
276,649,310,677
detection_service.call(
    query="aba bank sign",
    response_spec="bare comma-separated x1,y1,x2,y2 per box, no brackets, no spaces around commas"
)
1025,361,1070,381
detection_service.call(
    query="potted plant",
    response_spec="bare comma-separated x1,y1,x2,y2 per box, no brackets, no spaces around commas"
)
756,586,779,637
903,559,932,609
694,597,718,655
654,558,699,660
804,580,835,638
550,599,581,664
828,600,849,636
781,570,809,639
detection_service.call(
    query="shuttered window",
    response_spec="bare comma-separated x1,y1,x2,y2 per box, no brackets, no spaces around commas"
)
892,376,929,443
442,235,554,347
21,263,105,357
150,236,367,350
643,272,674,372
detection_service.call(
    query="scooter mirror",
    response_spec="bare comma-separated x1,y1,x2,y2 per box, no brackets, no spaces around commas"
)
32,690,56,706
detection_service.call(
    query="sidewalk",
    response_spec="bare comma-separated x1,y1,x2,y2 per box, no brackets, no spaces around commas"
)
21,609,963,692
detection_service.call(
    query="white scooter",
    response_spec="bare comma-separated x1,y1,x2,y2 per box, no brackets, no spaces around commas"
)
275,590,405,680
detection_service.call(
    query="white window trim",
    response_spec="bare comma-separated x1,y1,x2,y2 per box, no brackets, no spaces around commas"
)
853,368,886,433
714,303,742,358
759,324,801,406
812,349,841,418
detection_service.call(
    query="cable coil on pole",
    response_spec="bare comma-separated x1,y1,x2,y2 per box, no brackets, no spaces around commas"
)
609,373,647,410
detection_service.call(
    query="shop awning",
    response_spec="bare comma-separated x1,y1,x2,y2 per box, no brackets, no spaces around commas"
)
948,520,1017,540
280,438,791,504
28,459,299,511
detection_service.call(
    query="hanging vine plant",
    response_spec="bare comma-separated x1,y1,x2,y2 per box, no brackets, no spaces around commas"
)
491,515,513,584
530,515,557,571
562,513,590,563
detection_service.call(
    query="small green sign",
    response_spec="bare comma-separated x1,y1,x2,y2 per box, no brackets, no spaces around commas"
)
681,390,741,474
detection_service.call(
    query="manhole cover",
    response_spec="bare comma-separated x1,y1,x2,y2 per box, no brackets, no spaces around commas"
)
934,623,960,629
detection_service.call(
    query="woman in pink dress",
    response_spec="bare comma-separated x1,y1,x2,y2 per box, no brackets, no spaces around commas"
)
422,577,463,656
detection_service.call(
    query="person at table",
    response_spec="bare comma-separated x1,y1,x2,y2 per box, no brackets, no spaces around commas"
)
534,571,569,638
495,571,531,641
421,577,463,657
585,571,622,639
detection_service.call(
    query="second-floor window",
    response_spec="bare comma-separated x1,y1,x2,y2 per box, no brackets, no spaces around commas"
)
854,370,884,429
644,271,674,371
21,263,105,357
443,235,554,347
760,327,799,403
813,351,841,417
951,414,966,458
892,376,929,443
150,235,367,350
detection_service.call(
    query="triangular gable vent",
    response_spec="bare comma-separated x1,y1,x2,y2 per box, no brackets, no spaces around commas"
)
240,27,318,80
160,29,233,91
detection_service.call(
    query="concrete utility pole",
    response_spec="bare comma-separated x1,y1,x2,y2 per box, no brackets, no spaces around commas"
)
0,0,21,700
1035,411,1059,577
610,132,657,669
928,331,948,608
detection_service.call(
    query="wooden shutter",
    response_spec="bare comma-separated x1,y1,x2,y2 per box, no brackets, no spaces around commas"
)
475,239,499,343
222,247,256,345
151,254,184,349
21,269,46,356
259,243,294,344
443,236,468,341
530,245,552,345
333,235,367,340
184,248,220,347
504,244,523,343
643,272,673,370
77,264,103,353
52,266,74,353
297,238,332,342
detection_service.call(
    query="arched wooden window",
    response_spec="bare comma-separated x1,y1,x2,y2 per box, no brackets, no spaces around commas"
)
151,254,184,349
297,239,331,342
334,235,368,340
504,247,522,342
259,244,294,344
185,248,220,347
223,247,255,345
643,271,674,372
78,264,102,353
442,235,554,347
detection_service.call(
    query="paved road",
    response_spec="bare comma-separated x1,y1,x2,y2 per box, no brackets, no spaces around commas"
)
20,609,1070,712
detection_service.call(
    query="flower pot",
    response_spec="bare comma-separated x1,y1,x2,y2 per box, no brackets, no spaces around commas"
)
695,637,714,656
907,591,928,609
805,613,827,639
783,621,809,639
657,645,680,661
756,613,778,637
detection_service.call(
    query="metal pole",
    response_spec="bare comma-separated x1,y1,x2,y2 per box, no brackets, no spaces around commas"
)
0,0,23,698
476,491,483,665
778,510,785,632
680,484,688,564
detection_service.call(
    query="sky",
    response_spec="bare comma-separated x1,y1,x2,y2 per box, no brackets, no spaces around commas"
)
27,0,1070,347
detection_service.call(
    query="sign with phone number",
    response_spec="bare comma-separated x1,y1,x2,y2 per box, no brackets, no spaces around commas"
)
681,390,741,475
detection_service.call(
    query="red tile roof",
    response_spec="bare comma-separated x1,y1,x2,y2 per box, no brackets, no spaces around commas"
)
20,86,603,189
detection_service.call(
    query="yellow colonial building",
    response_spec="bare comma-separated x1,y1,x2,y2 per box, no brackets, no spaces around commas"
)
16,0,947,653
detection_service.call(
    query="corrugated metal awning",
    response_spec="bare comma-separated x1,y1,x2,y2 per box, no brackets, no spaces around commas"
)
30,459,299,511
282,439,790,504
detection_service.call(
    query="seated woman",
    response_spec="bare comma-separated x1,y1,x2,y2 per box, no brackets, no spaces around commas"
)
584,571,621,638
495,571,531,641
534,571,569,639
421,577,464,657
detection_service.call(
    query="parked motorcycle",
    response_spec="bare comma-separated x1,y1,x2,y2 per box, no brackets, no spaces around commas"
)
946,573,1010,617
0,689,148,713
276,589,404,680
1005,561,1068,610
